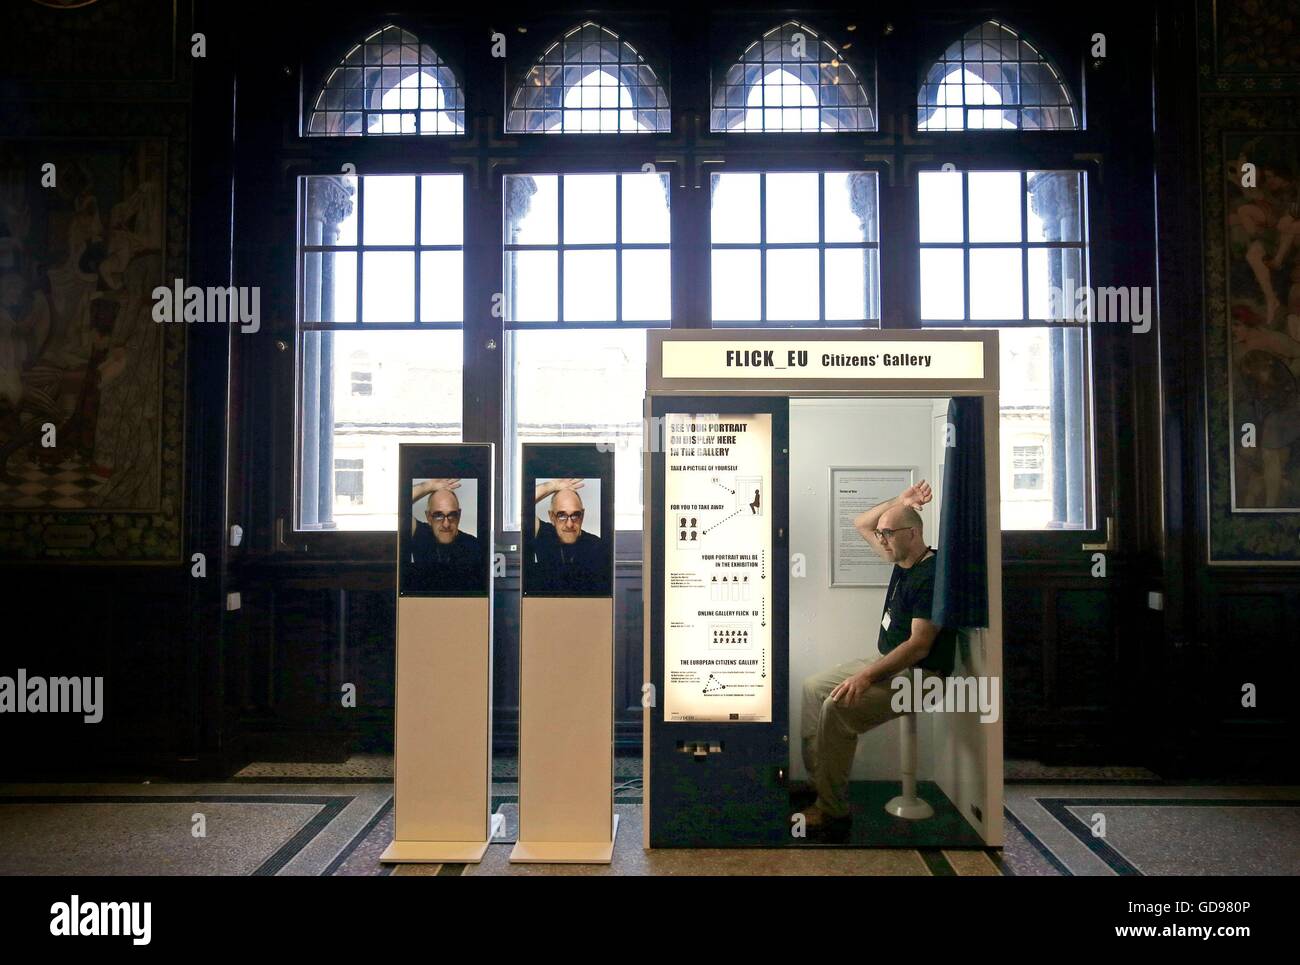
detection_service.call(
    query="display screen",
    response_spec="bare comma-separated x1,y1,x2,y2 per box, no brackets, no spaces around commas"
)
398,446,492,597
522,446,614,597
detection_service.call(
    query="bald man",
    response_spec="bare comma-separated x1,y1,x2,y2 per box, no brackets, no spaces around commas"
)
409,478,482,591
531,478,606,594
799,479,957,831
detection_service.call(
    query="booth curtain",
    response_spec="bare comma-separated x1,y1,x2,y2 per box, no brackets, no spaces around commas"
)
933,397,989,629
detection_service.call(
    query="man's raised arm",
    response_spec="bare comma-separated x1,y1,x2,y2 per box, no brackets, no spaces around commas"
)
853,480,932,558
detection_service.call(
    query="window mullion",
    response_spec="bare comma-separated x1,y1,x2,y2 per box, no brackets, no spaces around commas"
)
758,173,767,322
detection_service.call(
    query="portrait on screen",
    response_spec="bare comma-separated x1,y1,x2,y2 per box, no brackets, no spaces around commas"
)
525,476,610,596
403,476,485,594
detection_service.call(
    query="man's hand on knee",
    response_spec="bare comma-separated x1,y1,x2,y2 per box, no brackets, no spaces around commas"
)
829,667,873,705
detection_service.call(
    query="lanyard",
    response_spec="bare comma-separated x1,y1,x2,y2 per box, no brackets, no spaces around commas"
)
887,548,934,608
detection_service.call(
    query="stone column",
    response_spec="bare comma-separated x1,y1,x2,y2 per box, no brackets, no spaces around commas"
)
848,172,878,320
303,176,355,527
1028,172,1082,528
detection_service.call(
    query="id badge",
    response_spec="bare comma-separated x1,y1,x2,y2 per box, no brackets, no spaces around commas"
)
882,610,891,631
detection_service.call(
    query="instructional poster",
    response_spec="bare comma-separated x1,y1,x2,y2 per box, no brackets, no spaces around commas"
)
664,413,772,723
830,467,914,587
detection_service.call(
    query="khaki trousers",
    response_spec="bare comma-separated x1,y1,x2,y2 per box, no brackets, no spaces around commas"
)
800,658,941,818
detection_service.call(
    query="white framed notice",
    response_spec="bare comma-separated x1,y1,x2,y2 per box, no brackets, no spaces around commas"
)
829,466,915,587
663,413,773,723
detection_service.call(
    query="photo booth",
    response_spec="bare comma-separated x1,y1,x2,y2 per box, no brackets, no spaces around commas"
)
643,330,1003,849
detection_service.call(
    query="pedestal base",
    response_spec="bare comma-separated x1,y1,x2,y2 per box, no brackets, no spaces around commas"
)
380,839,490,863
884,795,935,820
510,814,620,864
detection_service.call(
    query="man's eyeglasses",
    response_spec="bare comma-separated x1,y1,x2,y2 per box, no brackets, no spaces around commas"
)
874,526,914,541
554,511,585,524
430,511,462,523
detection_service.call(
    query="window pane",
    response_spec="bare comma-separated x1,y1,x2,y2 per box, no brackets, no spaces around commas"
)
825,248,878,321
420,174,463,245
711,173,760,243
824,172,878,243
302,329,462,531
303,251,357,324
306,176,357,245
1028,248,1085,320
920,249,965,319
505,250,558,321
507,329,646,531
712,249,760,320
622,249,671,320
919,171,964,243
1027,171,1083,242
766,249,819,320
765,173,819,243
622,172,670,244
997,327,1089,530
362,251,414,322
969,248,1023,319
505,174,558,245
564,174,616,244
420,251,463,321
968,172,1022,242
362,175,415,245
563,250,617,320
712,171,879,324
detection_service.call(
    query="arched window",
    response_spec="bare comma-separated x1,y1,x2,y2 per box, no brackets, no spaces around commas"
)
506,22,669,133
917,21,1077,131
712,21,874,132
307,24,465,136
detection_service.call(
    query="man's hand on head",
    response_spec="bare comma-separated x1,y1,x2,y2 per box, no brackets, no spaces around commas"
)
535,477,584,502
413,477,460,502
901,479,932,510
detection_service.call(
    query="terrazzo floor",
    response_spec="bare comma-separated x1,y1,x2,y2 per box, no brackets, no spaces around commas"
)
3,759,1295,876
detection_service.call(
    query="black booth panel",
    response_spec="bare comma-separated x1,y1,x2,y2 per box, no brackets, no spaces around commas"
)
649,396,790,847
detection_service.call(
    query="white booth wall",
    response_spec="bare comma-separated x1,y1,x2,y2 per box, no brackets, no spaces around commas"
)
788,397,949,781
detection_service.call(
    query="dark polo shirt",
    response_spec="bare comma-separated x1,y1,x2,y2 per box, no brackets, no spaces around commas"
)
877,549,957,675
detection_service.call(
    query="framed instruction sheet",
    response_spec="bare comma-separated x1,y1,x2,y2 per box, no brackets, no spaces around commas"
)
829,467,914,587
663,413,773,723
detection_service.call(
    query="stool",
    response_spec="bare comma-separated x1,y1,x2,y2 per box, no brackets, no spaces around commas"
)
884,711,933,819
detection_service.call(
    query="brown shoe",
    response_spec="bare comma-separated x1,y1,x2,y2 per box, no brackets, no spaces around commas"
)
803,804,851,829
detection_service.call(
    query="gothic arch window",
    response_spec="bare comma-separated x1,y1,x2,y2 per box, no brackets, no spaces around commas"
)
712,21,874,133
917,21,1078,131
506,22,670,133
307,24,465,136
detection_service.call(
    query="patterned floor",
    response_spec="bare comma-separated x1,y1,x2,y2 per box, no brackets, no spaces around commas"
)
2,774,1295,875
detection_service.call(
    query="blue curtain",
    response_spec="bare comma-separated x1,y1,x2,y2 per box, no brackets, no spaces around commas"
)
933,396,989,628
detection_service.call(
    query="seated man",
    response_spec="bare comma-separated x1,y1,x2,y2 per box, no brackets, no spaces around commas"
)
530,478,606,594
800,479,957,830
408,478,482,592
